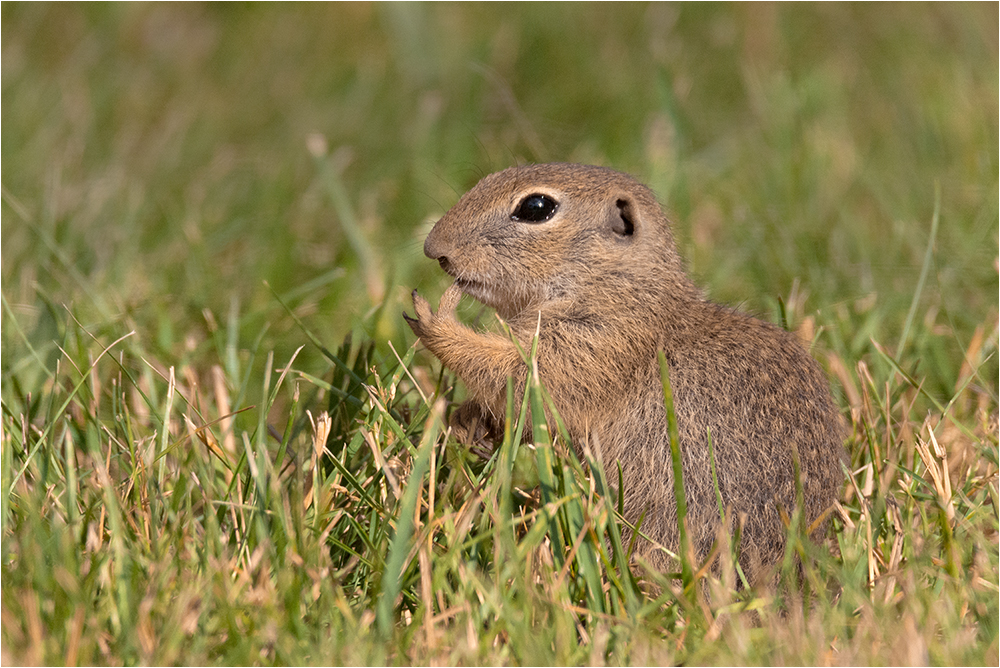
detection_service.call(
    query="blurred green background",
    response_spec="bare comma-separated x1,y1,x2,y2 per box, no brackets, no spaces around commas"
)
3,2,997,399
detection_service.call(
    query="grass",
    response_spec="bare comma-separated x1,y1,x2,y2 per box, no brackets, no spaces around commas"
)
2,3,998,665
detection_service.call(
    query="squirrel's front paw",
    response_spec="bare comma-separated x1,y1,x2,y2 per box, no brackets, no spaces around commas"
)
403,283,463,340
402,290,428,338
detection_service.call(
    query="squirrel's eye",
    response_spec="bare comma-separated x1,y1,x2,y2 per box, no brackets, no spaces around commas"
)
511,194,558,223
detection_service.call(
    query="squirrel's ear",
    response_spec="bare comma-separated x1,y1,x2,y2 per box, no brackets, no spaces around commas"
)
610,198,636,237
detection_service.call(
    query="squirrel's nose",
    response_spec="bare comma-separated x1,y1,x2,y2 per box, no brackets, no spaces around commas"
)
424,221,458,277
423,230,448,260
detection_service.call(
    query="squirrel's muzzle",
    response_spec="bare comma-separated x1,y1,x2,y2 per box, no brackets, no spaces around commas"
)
423,229,456,275
423,226,453,260
423,231,443,260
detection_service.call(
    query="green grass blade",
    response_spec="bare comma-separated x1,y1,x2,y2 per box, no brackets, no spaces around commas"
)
376,400,442,637
658,351,694,594
897,182,941,358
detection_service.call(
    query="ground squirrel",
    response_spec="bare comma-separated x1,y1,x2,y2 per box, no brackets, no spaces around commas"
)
405,163,846,581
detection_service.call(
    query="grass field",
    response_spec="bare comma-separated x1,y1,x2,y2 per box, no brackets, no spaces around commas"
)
2,3,998,665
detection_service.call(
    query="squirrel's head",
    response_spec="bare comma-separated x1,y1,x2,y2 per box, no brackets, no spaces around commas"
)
424,163,695,321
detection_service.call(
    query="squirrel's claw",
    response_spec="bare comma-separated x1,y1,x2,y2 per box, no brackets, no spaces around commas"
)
402,311,420,335
405,289,433,339
411,289,433,322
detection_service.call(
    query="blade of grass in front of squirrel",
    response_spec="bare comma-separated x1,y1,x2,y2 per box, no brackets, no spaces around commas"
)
658,350,695,598
583,445,642,614
557,446,605,614
528,359,565,564
534,377,609,614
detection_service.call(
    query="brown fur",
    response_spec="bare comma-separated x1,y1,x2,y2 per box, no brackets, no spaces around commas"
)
405,163,846,581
